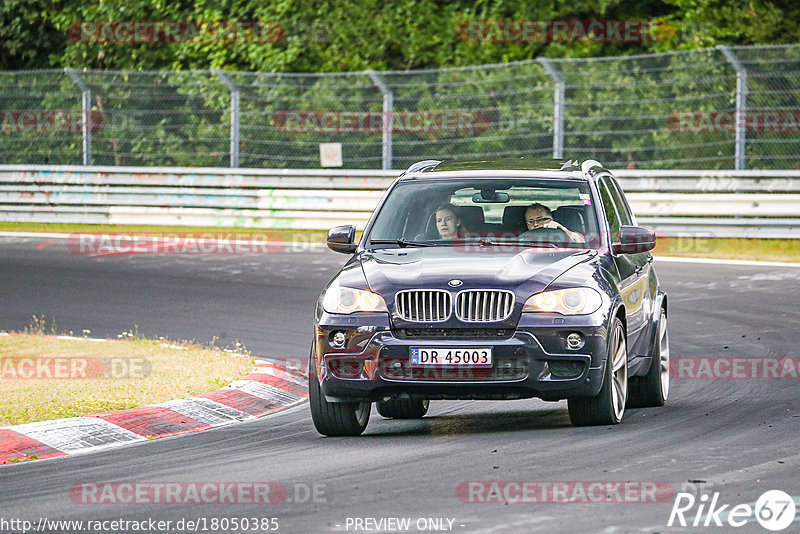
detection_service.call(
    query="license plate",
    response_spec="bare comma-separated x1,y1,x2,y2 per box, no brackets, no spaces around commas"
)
410,347,492,366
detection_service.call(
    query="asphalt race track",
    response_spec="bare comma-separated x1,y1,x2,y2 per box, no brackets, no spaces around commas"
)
1,235,798,533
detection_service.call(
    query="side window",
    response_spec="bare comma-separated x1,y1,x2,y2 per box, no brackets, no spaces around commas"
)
598,178,621,238
607,176,634,226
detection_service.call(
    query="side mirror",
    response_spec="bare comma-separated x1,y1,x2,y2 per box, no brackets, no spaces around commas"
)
327,225,357,254
612,225,656,254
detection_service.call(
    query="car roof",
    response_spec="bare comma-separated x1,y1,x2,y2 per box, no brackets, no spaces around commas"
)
433,158,578,172
400,158,607,182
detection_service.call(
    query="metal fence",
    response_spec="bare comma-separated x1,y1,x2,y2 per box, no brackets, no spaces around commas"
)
1,44,799,170
1,165,799,238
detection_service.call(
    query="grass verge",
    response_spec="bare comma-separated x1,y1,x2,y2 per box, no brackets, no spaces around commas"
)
0,222,328,242
653,236,800,263
0,332,254,426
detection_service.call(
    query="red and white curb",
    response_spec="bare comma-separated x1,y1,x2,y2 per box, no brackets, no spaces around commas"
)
0,355,308,464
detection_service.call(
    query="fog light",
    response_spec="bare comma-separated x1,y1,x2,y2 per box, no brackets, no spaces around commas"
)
566,332,584,350
328,358,363,378
330,331,347,349
549,360,584,379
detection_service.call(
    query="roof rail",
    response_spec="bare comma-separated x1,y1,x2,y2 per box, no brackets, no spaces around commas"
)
404,160,441,174
580,159,604,176
560,159,578,170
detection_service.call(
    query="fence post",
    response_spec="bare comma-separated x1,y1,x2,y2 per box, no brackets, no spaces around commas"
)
214,69,240,168
537,58,564,159
64,68,92,166
365,69,393,170
717,45,747,170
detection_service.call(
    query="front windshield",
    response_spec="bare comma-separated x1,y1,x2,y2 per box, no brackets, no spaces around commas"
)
366,178,599,249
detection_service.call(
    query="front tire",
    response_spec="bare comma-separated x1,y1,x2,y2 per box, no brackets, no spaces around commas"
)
376,399,429,419
568,317,628,426
308,346,370,436
628,308,669,408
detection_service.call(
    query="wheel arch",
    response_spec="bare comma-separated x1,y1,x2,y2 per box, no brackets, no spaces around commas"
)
612,301,627,337
643,289,668,365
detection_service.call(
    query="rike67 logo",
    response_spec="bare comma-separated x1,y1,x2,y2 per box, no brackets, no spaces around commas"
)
668,490,796,531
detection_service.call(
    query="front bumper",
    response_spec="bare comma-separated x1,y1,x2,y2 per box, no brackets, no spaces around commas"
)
315,311,611,402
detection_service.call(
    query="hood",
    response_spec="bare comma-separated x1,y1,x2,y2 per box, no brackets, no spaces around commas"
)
360,246,595,327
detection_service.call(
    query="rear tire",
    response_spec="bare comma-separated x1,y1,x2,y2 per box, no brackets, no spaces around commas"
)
568,317,628,426
308,345,370,436
628,308,669,408
376,399,429,419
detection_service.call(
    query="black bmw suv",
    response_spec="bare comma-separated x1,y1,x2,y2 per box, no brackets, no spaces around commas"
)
310,158,669,436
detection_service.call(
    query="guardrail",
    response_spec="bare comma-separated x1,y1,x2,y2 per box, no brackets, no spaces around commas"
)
0,165,798,238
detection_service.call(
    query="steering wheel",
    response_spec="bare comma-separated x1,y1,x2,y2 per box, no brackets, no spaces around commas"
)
519,227,570,246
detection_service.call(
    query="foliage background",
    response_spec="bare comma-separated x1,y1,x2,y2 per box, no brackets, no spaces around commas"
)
2,0,798,71
1,1,798,169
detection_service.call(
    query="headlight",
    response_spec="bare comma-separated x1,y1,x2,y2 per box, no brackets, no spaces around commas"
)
522,287,602,315
322,278,388,314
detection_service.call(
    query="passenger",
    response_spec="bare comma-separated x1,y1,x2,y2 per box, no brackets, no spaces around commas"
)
520,203,584,243
435,203,466,239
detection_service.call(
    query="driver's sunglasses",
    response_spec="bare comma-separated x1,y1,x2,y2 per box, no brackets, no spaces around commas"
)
526,216,552,225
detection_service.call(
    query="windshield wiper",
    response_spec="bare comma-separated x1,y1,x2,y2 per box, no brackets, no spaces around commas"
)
369,239,433,248
460,237,548,247
520,241,560,248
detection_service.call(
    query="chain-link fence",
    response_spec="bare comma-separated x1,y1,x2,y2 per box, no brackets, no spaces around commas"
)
1,44,799,170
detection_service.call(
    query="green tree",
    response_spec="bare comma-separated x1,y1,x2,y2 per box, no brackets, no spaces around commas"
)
0,0,67,69
653,0,800,51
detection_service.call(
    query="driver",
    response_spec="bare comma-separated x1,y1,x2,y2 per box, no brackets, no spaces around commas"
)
520,203,584,243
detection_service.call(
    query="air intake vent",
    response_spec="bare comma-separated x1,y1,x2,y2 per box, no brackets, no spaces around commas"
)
455,290,514,322
401,328,512,339
395,290,451,322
